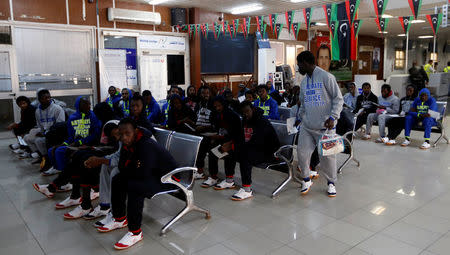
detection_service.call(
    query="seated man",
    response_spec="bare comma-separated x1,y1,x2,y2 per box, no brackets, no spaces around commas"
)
43,97,102,176
385,85,417,145
343,82,357,111
130,95,155,133
142,90,161,124
117,88,132,118
254,85,280,120
402,88,438,150
167,94,197,133
23,89,65,160
353,82,378,132
95,118,178,250
200,96,241,189
105,86,122,109
266,80,283,105
364,84,400,142
229,101,280,201
244,90,256,103
161,86,182,127
8,96,36,153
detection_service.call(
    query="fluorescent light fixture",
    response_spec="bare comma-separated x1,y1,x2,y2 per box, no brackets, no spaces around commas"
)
418,35,434,39
396,189,416,197
381,14,393,18
148,0,169,5
231,3,263,14
370,206,386,215
314,22,327,26
378,31,388,34
291,0,308,2
411,19,425,24
397,34,406,37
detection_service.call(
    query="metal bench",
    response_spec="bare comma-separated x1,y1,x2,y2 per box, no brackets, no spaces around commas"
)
151,129,210,235
412,101,449,147
278,107,292,121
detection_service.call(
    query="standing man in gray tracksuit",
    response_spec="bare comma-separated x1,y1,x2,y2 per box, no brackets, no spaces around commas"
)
296,51,343,197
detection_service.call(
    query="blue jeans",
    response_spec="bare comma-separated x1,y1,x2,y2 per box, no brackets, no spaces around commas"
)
48,146,68,171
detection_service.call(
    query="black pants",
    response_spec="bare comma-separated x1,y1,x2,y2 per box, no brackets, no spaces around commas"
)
13,126,30,137
111,173,161,231
196,137,211,169
387,117,405,140
237,148,267,186
208,152,236,178
355,112,370,132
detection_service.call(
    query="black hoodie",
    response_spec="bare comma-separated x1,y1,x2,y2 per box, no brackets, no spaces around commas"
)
353,92,378,114
18,101,37,135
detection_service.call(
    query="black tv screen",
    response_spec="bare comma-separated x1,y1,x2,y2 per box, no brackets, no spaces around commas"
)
201,32,254,74
167,54,185,85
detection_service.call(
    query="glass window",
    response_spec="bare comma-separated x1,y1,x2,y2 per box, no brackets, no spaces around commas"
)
0,51,12,92
104,36,137,88
0,99,14,129
270,41,285,66
394,49,405,70
0,26,12,45
14,27,93,91
286,46,296,76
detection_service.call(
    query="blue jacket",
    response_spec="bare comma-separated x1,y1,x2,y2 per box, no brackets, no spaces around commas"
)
64,96,102,145
106,91,122,108
119,88,133,117
161,101,170,127
254,96,280,120
409,88,438,118
145,97,162,124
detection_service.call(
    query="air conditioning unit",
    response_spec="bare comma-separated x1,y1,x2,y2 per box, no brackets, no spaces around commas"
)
108,8,161,25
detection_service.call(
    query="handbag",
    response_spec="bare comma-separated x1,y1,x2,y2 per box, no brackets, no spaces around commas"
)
318,130,345,156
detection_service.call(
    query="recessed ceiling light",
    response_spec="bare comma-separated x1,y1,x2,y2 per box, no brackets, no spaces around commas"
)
148,0,169,5
378,31,388,34
397,34,406,37
291,0,308,2
418,35,434,39
411,19,425,24
231,3,263,14
381,14,393,18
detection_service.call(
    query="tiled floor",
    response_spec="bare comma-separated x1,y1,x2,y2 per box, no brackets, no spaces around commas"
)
0,122,450,255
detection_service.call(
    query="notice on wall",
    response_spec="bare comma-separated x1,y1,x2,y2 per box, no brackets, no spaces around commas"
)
99,49,127,101
139,35,186,51
140,54,168,101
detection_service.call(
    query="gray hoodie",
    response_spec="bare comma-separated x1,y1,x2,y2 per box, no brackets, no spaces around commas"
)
35,102,65,133
298,66,343,130
378,93,400,114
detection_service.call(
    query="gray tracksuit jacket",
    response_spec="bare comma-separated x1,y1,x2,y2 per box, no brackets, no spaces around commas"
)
298,66,344,130
35,102,65,134
378,94,400,114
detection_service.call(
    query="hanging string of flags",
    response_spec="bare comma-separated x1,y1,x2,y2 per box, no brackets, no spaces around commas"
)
175,0,443,59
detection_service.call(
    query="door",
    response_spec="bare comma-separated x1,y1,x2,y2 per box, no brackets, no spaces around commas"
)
357,51,372,75
139,54,168,101
0,46,19,128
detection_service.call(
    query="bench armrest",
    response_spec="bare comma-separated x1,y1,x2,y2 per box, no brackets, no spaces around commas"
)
161,167,197,190
274,145,295,163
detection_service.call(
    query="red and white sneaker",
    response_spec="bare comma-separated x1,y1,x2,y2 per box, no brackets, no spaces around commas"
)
56,184,72,192
91,190,99,200
55,196,81,209
64,205,92,219
33,183,54,198
114,231,143,250
97,217,128,233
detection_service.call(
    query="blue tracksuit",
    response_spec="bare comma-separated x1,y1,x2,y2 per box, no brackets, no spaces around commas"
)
161,101,170,127
48,96,102,171
254,96,280,120
106,92,122,108
145,97,161,124
404,88,438,140
119,89,133,117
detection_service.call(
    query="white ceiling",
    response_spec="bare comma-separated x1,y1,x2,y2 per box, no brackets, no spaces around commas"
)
128,0,450,38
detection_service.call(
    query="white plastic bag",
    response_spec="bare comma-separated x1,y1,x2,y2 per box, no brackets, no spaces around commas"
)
318,131,344,156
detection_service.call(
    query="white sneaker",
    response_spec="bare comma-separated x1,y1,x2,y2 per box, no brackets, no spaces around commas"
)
56,183,73,192
64,205,92,219
386,139,396,145
97,217,128,233
327,183,337,197
420,142,431,150
94,211,113,228
91,190,99,200
231,188,254,201
362,134,371,140
376,137,389,143
32,183,55,198
114,231,143,250
55,196,81,209
13,148,24,154
214,180,236,190
42,167,61,176
9,143,20,150
18,152,30,159
310,170,319,180
31,152,40,159
201,177,218,188
300,180,313,195
84,205,110,220
193,171,205,180
401,139,411,147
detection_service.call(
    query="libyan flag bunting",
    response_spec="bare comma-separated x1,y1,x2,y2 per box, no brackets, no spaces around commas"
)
426,13,443,35
275,23,283,39
372,0,389,20
345,0,360,25
303,8,313,32
292,23,301,40
285,11,294,33
256,16,264,33
269,14,278,32
375,17,389,34
408,0,422,20
398,16,412,34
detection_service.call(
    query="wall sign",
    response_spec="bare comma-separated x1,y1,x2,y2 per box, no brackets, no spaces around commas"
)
99,49,127,102
139,35,186,51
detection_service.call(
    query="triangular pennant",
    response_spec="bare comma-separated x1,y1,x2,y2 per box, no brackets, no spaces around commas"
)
426,13,443,35
223,21,227,33
345,0,360,25
303,8,313,32
275,23,283,39
213,22,218,40
240,23,246,38
375,17,389,34
256,16,264,33
398,16,412,34
408,0,422,20
353,19,362,38
204,24,209,39
269,14,278,31
234,19,239,37
323,4,333,32
263,23,267,38
330,21,338,39
292,23,301,40
285,11,294,33
330,21,340,60
372,0,389,20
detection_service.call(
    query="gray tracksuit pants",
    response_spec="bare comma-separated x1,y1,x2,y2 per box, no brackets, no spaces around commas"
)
23,128,48,155
99,164,120,205
366,113,395,137
297,126,337,183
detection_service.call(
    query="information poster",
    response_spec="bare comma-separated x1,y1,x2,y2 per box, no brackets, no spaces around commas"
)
140,54,168,101
99,49,127,101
